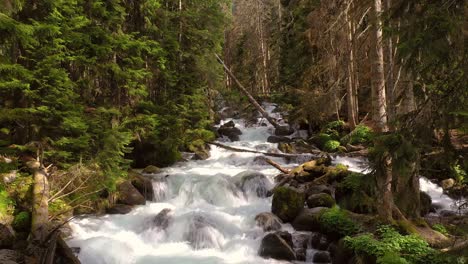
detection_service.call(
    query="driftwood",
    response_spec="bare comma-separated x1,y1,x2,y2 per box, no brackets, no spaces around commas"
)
215,54,280,129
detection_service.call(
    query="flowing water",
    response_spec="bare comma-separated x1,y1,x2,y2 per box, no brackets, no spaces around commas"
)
67,103,460,264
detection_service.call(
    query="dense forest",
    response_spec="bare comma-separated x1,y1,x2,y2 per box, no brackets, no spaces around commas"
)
0,0,466,263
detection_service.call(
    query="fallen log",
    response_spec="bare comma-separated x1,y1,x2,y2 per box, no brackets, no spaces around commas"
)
215,54,280,129
265,158,291,174
208,141,320,158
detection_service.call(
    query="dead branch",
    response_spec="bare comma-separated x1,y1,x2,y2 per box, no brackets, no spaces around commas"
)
265,158,291,174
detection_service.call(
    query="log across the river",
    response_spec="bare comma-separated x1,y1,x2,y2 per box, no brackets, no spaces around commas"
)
207,142,322,158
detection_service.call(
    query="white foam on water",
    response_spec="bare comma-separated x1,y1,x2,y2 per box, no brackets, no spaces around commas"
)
68,103,460,263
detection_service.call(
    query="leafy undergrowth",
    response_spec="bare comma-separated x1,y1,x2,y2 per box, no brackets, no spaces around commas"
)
344,225,464,264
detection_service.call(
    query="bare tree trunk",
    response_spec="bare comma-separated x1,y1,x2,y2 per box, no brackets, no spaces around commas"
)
371,0,388,132
377,153,394,222
346,4,358,129
385,0,396,130
401,70,416,114
215,54,280,128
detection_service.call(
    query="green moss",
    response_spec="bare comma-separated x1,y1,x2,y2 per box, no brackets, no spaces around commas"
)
272,186,305,222
341,125,373,145
324,140,340,152
325,120,346,131
49,198,72,218
319,207,360,238
314,133,332,148
0,187,15,217
12,211,31,232
335,163,348,171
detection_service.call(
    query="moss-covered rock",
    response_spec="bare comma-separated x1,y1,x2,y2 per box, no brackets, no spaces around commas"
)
278,142,295,153
12,211,30,232
259,231,296,261
319,207,360,239
271,186,305,222
117,181,146,206
142,165,161,174
307,193,336,208
291,207,327,231
340,125,373,145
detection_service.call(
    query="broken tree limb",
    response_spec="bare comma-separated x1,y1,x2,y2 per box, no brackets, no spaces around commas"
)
265,158,291,174
208,141,320,158
215,53,280,128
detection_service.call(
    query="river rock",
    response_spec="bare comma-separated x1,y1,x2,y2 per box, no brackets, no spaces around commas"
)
278,142,296,153
0,249,23,264
306,193,336,208
310,233,330,250
185,214,223,249
267,136,292,143
274,125,295,136
258,231,296,261
218,121,242,141
272,186,305,222
255,212,282,231
153,208,172,230
106,204,133,215
306,184,334,196
232,171,270,198
142,165,161,174
441,178,455,190
291,207,327,231
313,251,331,263
0,224,14,249
117,181,146,206
131,174,155,201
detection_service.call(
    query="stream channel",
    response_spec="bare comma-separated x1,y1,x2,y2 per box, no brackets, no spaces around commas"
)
66,103,459,264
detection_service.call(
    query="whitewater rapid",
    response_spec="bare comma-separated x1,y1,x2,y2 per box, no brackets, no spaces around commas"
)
66,103,460,264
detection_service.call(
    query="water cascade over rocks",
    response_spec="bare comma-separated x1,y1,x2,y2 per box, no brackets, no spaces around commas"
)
67,103,461,264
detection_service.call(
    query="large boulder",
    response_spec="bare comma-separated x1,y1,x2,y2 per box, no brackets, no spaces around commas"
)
306,193,336,208
0,249,23,264
291,207,327,232
271,186,305,222
306,184,334,196
255,212,282,232
131,174,155,201
267,136,292,143
106,204,133,215
0,224,14,249
274,125,295,136
258,231,296,261
232,171,271,198
117,181,146,206
218,121,242,141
